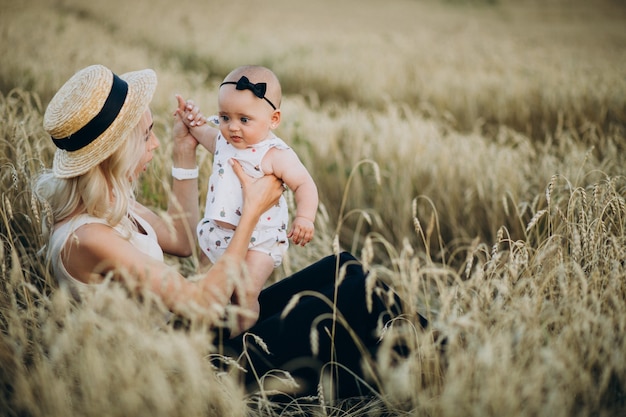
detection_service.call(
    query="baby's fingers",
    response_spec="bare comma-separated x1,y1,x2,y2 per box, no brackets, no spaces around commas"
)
299,230,313,246
184,105,206,127
288,225,312,246
187,113,206,127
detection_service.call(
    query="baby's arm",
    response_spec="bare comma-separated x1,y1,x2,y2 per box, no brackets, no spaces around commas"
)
174,95,219,154
267,148,318,246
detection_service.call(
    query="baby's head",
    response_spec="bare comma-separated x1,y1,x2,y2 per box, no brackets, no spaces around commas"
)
219,65,282,111
217,66,282,148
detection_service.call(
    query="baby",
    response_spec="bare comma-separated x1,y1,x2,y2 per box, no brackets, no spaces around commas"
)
178,65,318,333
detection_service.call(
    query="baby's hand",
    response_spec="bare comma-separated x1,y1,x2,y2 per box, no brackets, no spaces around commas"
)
175,96,206,128
288,217,315,246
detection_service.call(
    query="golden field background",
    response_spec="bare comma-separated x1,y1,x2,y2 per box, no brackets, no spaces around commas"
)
1,0,626,415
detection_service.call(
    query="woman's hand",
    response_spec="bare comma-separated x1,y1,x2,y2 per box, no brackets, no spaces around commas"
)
172,95,200,161
230,158,284,217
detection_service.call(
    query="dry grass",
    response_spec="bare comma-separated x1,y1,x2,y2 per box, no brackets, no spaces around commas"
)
1,0,626,415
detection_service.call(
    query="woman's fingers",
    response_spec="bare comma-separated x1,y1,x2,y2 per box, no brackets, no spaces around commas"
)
230,159,283,213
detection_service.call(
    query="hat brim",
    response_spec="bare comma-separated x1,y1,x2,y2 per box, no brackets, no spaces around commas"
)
52,69,157,179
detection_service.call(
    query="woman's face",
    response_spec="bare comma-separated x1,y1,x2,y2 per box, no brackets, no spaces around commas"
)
133,110,160,179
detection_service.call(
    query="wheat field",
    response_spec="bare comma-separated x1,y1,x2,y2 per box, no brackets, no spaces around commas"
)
1,0,626,415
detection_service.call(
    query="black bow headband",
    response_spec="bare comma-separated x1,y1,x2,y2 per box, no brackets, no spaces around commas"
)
220,76,277,110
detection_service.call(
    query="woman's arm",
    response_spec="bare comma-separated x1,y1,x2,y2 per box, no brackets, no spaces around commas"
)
143,98,201,257
198,159,284,304
66,160,283,321
63,223,219,318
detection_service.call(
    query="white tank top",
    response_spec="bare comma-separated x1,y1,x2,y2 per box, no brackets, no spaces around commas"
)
47,213,164,300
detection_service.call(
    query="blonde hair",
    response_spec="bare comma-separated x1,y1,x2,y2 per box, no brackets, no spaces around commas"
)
35,114,147,238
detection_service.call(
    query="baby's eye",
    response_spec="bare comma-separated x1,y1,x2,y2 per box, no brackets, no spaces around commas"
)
219,115,230,123
240,117,249,123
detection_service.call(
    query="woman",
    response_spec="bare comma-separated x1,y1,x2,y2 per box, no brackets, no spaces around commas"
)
35,65,406,399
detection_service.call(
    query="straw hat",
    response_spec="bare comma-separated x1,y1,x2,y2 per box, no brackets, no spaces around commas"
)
44,64,157,178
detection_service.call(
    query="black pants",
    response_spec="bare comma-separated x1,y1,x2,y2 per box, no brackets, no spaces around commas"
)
220,252,408,399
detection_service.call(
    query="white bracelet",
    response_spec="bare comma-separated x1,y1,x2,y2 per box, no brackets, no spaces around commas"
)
171,166,199,180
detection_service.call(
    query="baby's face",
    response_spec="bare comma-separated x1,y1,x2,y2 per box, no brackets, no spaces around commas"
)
217,87,279,150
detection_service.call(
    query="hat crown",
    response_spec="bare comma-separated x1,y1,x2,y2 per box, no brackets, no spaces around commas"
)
43,64,156,178
44,65,115,140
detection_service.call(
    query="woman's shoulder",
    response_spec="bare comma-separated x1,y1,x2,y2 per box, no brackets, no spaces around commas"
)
68,222,124,253
55,213,107,228
51,217,146,285
52,215,118,249
48,215,120,279
58,216,148,263
51,214,109,243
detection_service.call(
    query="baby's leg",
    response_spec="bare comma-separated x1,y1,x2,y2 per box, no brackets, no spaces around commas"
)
232,250,274,335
